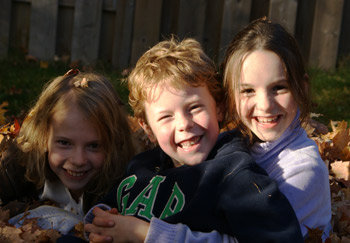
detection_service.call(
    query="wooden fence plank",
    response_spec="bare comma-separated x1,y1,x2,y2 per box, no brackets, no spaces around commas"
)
338,0,350,60
71,0,103,66
202,0,225,62
0,0,12,59
59,0,74,7
56,4,74,57
99,11,114,62
294,0,316,63
103,0,117,11
9,2,31,52
28,0,58,61
250,0,269,21
309,0,344,70
177,0,207,40
130,0,162,65
218,0,252,62
268,0,298,34
112,0,135,69
159,0,179,39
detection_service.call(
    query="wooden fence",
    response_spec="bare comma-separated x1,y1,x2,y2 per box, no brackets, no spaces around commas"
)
0,0,349,70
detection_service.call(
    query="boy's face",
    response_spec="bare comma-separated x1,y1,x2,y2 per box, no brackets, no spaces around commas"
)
140,84,222,167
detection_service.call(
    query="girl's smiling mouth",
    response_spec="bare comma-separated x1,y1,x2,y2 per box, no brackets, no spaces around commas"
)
254,115,281,124
65,169,88,178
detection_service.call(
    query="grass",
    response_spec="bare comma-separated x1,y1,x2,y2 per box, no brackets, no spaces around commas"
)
0,53,349,127
309,57,350,125
0,54,130,122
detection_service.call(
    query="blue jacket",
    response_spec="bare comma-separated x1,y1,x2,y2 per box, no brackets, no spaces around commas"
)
101,129,303,243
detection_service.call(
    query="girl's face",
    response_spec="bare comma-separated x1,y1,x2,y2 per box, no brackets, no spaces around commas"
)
141,84,222,167
235,50,298,142
47,104,105,201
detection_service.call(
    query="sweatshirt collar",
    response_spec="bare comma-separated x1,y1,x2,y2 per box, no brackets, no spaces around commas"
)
251,110,303,163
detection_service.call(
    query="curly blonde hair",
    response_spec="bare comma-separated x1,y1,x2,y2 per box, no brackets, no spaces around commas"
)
17,71,136,205
128,37,223,123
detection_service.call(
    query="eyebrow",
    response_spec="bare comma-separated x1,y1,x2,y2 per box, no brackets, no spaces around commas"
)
240,77,287,86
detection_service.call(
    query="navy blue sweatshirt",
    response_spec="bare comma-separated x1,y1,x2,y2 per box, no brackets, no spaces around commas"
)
102,130,303,243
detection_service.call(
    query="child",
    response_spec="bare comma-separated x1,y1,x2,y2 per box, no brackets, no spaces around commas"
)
84,37,303,243
136,18,333,242
0,70,137,232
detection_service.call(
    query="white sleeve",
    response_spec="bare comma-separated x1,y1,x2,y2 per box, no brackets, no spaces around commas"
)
276,144,332,240
145,218,239,243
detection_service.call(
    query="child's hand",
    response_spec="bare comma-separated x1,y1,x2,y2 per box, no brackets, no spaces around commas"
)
84,207,150,243
85,207,115,242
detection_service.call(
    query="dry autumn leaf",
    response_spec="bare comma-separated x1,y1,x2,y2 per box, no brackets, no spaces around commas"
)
331,161,350,187
0,102,8,126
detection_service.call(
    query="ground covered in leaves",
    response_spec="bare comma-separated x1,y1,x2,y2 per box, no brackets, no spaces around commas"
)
0,107,349,242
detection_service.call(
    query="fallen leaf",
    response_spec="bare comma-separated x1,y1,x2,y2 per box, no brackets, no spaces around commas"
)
0,102,8,125
331,161,350,187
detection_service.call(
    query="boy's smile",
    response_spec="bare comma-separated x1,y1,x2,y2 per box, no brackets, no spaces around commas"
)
141,84,222,167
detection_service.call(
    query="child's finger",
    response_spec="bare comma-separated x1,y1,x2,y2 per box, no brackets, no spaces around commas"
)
92,216,115,227
84,223,97,233
109,208,119,214
89,232,113,243
92,206,109,216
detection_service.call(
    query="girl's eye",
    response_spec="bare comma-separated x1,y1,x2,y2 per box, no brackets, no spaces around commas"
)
88,143,101,150
57,140,70,146
240,88,255,97
189,104,202,112
273,85,288,93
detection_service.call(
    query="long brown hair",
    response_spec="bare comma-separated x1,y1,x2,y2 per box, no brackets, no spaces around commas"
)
17,71,136,204
221,17,310,142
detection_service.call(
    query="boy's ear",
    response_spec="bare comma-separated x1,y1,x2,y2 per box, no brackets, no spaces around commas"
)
138,119,157,143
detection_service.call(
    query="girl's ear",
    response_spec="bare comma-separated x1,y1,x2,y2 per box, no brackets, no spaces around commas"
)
138,119,157,143
303,73,310,93
216,103,225,122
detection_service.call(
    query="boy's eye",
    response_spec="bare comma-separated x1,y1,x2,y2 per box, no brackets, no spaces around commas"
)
158,115,172,122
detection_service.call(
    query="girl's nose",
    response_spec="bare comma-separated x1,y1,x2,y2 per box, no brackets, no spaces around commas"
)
70,148,87,166
177,113,194,131
256,92,274,112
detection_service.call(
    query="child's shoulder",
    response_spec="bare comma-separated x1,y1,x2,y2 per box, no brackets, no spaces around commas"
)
280,132,327,172
214,129,250,154
126,146,167,172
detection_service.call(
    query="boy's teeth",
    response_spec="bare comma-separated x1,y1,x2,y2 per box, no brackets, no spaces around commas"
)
257,116,278,123
180,136,200,149
67,170,85,177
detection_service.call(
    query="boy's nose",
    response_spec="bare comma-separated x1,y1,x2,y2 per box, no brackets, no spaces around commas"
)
177,114,194,131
